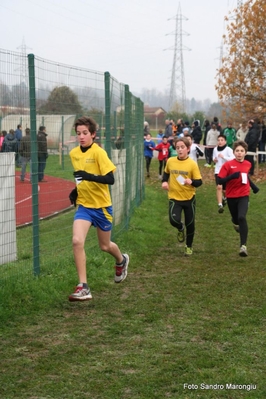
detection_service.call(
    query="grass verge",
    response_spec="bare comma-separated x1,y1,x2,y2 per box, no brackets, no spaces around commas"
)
1,159,266,398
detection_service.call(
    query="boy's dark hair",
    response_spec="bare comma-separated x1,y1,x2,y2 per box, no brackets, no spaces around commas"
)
17,124,22,129
233,140,248,152
74,116,97,134
25,128,30,134
39,126,46,132
218,134,226,140
162,135,167,139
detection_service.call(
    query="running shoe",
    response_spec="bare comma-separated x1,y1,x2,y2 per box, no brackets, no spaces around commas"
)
222,197,227,207
177,227,185,243
69,284,92,302
239,245,248,257
218,205,224,213
114,254,129,283
184,246,193,256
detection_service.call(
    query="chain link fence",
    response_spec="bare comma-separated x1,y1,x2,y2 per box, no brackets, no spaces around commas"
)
0,48,144,282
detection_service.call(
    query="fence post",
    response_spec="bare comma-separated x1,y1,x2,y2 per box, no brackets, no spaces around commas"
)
61,115,64,170
124,84,131,229
28,53,40,276
104,71,111,157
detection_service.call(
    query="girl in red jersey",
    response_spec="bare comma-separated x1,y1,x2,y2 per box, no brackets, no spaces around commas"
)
154,135,170,179
218,140,259,257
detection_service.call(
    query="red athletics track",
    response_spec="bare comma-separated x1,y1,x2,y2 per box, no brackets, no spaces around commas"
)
15,171,75,227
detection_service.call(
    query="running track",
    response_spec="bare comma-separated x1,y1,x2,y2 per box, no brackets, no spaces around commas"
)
15,172,75,226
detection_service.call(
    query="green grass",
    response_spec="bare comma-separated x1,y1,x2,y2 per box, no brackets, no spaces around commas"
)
1,159,266,398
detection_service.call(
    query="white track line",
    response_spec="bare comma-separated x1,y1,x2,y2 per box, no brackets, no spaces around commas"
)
15,184,40,205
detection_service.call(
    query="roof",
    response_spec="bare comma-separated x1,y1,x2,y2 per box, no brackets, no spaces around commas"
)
144,106,166,116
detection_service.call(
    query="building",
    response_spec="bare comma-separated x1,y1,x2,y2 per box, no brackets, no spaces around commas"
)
144,106,167,129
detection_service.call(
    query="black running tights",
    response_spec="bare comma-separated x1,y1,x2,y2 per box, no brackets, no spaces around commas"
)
159,159,167,175
169,197,196,247
145,156,152,173
227,196,249,246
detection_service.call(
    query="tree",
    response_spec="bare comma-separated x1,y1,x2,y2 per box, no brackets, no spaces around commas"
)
38,85,83,115
192,111,205,126
0,83,11,106
216,0,266,121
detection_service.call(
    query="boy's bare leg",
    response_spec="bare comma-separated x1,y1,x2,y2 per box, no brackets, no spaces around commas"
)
72,219,91,283
96,228,124,264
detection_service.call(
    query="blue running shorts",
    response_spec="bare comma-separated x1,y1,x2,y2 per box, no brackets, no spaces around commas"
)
74,205,113,231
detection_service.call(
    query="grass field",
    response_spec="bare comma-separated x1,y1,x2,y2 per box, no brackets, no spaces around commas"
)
1,159,266,398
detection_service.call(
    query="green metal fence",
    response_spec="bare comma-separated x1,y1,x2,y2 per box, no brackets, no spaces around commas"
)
0,48,144,282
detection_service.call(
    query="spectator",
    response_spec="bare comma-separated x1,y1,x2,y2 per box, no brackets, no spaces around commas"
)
258,121,266,163
15,124,23,167
223,121,236,148
19,128,31,182
37,126,48,182
156,129,164,144
236,122,248,141
143,121,150,137
212,116,222,132
245,120,260,175
191,120,202,144
2,129,18,155
164,119,172,138
0,131,5,151
206,123,219,167
203,119,211,166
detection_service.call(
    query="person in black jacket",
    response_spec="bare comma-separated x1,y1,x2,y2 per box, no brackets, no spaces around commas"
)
203,119,211,165
258,121,266,163
37,126,48,182
2,129,18,155
191,121,202,144
244,120,260,175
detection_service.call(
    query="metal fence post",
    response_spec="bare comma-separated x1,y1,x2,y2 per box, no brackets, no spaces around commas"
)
61,115,64,170
28,53,40,276
104,71,111,157
124,84,131,229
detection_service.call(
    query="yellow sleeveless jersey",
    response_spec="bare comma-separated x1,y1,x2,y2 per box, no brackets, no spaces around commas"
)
165,157,202,201
70,143,116,208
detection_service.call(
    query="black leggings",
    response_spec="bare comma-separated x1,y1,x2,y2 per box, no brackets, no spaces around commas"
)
227,196,249,246
159,159,167,175
169,197,196,247
245,155,254,175
145,156,152,173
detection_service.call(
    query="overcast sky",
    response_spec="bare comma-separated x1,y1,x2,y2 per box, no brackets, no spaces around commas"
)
0,0,238,103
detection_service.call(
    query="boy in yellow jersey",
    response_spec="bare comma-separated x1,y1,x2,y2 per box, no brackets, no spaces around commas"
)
68,116,129,301
162,137,202,256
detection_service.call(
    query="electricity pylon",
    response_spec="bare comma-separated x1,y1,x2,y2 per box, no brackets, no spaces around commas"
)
166,3,190,112
16,37,32,86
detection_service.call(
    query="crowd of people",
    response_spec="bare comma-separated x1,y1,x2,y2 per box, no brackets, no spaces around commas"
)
0,125,49,182
143,116,262,260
